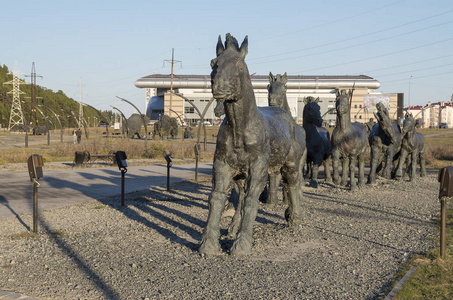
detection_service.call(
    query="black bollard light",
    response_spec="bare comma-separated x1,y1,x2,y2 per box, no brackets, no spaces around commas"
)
438,166,453,259
27,154,44,233
115,151,128,206
164,150,172,191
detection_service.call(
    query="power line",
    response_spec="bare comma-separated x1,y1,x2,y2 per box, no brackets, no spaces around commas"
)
249,8,453,62
365,54,453,73
373,62,453,78
294,37,453,74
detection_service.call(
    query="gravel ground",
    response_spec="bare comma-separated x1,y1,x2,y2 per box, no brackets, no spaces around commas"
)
0,173,439,299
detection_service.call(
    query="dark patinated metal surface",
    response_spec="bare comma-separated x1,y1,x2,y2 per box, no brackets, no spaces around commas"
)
394,112,426,181
200,34,306,255
368,102,402,184
331,89,368,191
303,96,332,188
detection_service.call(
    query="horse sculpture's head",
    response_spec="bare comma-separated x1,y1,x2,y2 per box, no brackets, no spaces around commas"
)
210,33,248,103
267,72,288,108
402,112,415,136
335,89,351,116
374,102,397,143
303,97,323,127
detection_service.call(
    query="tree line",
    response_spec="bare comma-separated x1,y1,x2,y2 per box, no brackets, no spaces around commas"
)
0,64,112,130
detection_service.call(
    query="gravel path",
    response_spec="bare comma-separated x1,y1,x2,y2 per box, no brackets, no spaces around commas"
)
0,173,439,299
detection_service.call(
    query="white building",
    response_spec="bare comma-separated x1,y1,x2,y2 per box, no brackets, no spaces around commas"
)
135,74,402,126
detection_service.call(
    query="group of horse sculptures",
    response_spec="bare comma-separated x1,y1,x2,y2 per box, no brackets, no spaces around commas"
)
199,33,427,256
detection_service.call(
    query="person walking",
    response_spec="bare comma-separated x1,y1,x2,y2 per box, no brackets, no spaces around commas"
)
76,128,82,144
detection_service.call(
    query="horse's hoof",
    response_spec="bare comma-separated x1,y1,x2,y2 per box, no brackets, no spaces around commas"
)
230,237,252,256
199,239,222,255
309,179,318,188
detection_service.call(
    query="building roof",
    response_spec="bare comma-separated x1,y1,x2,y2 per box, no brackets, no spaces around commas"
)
135,74,381,90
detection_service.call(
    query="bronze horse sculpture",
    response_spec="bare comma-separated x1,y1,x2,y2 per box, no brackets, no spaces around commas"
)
200,34,306,255
394,112,426,181
368,102,402,184
303,96,332,188
331,89,368,191
266,72,306,200
268,72,291,112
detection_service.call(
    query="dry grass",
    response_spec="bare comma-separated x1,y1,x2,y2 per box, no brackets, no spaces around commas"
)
0,129,216,165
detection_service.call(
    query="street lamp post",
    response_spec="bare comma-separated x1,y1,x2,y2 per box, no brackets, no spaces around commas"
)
408,76,413,109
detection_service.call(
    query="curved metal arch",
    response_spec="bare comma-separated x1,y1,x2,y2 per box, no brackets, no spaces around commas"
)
111,105,129,138
116,96,148,149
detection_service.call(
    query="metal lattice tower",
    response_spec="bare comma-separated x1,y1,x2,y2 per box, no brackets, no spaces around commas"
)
78,78,83,128
24,62,43,126
3,63,26,131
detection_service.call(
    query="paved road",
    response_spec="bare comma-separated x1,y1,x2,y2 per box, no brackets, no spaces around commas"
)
0,163,213,220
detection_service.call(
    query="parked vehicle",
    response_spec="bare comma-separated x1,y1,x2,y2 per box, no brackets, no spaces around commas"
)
439,122,448,128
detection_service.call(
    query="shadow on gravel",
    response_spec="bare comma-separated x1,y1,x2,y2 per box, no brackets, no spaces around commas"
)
97,181,213,251
0,195,30,231
304,190,433,225
36,217,121,299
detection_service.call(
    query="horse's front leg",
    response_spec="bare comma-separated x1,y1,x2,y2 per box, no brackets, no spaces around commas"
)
200,161,234,255
368,145,381,185
332,149,341,185
324,157,332,183
382,147,395,179
228,179,245,238
349,156,358,191
358,152,365,188
341,157,349,186
419,149,427,177
394,148,408,180
410,150,419,181
230,161,268,256
309,162,320,188
267,172,282,204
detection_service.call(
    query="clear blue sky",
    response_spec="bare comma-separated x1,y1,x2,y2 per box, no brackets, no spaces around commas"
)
1,0,452,117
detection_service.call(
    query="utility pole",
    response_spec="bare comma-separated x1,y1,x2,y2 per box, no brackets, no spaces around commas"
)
78,78,83,128
3,62,26,131
163,49,181,118
408,75,413,109
25,62,43,127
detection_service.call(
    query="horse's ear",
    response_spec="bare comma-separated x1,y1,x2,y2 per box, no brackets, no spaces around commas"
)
282,72,288,84
303,97,309,105
216,35,224,57
239,35,248,58
269,72,274,83
335,89,340,98
315,97,320,103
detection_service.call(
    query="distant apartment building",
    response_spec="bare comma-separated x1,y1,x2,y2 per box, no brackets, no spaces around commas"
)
407,101,453,128
135,74,402,126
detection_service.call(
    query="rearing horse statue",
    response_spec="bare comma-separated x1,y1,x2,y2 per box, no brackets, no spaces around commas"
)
200,34,306,255
394,112,426,181
368,102,402,184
